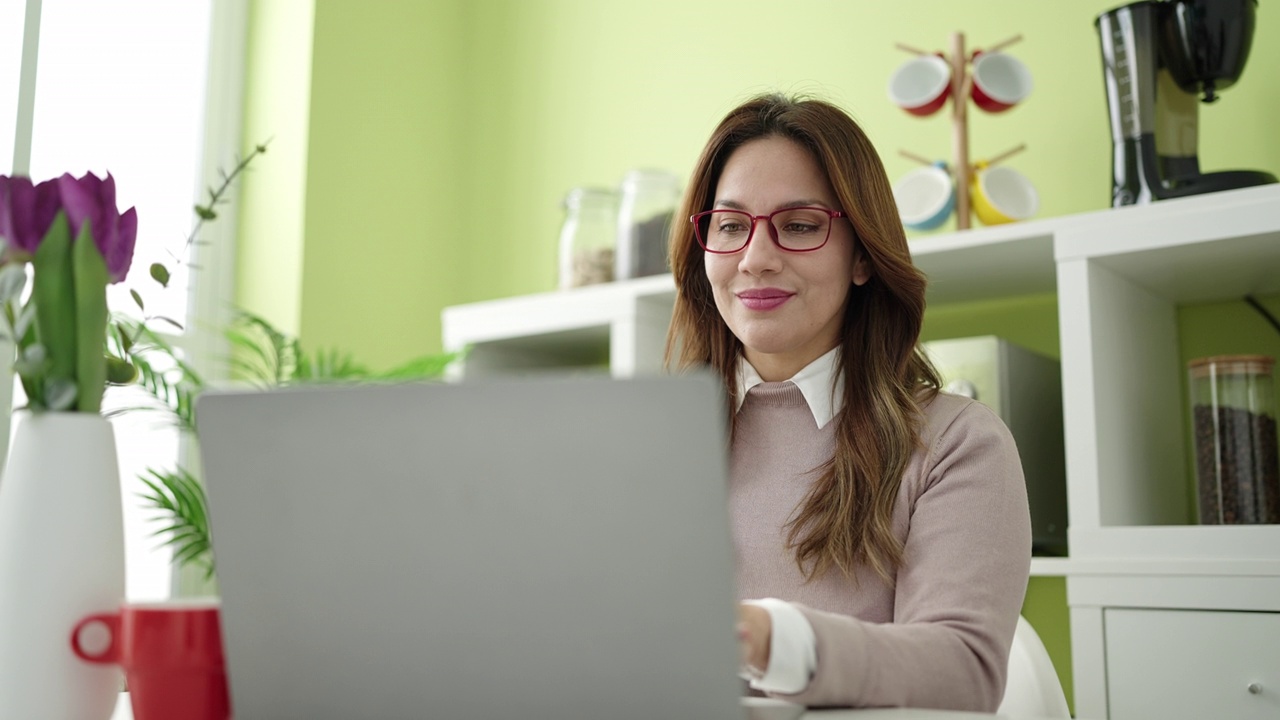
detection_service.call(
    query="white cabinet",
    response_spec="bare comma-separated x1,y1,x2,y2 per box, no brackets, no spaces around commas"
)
440,183,1280,718
1104,609,1280,720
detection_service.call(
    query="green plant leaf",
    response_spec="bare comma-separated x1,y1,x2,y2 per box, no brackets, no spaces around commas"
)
224,313,298,386
131,321,205,386
150,262,170,287
13,302,36,346
173,541,211,566
380,351,460,380
119,328,204,432
224,328,277,385
148,523,191,538
137,465,213,574
44,377,77,410
114,319,134,355
31,212,77,388
15,339,46,407
138,475,173,508
130,289,144,311
72,218,110,414
0,263,27,302
153,315,184,332
106,356,138,385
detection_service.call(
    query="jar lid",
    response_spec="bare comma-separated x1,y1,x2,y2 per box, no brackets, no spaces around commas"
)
563,187,618,209
1188,354,1275,377
620,169,680,189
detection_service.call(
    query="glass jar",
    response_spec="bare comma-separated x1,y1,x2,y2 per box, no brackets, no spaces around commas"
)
615,169,681,281
1188,354,1279,524
558,187,619,290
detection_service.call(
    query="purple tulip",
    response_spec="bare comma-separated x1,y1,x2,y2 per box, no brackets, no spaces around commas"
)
56,171,138,283
0,175,62,258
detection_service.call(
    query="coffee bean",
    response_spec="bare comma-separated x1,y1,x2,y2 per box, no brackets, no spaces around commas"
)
1193,404,1280,524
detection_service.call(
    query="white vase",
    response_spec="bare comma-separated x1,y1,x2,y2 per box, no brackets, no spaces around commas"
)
0,410,126,720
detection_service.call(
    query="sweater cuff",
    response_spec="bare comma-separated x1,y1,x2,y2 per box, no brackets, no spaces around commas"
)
742,598,817,694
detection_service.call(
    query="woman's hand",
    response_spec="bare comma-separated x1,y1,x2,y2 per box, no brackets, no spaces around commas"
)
737,603,772,675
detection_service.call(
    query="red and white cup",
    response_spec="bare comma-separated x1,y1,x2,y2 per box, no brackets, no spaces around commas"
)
970,51,1032,113
887,54,952,116
71,598,230,720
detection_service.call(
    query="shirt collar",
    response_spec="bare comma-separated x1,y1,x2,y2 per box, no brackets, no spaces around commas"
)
734,347,845,429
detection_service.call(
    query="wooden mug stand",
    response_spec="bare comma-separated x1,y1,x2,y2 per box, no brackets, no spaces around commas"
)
895,32,1026,230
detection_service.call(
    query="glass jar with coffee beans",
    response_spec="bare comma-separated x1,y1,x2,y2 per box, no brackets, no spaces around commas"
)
558,187,619,290
1188,355,1279,524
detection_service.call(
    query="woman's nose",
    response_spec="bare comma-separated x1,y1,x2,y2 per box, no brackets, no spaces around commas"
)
739,218,783,274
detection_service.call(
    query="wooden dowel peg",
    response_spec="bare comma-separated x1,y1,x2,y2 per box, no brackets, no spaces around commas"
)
895,42,932,56
899,149,936,167
985,143,1027,167
985,34,1023,54
959,73,974,102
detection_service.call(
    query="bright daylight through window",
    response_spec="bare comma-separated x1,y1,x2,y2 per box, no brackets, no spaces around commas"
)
4,0,220,600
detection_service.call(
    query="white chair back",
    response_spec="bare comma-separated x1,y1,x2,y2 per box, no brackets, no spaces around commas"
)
997,615,1071,718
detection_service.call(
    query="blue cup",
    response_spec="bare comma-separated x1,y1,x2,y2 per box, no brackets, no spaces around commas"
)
894,162,954,231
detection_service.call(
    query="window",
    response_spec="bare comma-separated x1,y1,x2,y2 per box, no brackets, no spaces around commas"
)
6,0,245,600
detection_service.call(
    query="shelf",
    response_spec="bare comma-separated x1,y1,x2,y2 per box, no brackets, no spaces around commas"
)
1055,183,1280,535
1029,557,1073,577
1069,525,1280,565
443,219,1072,377
909,220,1057,304
442,274,675,350
443,274,676,377
1055,183,1280,304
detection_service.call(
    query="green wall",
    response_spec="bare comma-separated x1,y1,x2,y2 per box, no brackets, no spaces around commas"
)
236,0,314,336
236,0,1280,712
240,0,1280,361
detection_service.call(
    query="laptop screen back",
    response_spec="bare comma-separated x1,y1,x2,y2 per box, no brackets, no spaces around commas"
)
196,374,743,720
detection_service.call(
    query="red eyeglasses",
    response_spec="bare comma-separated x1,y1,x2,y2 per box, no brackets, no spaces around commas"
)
690,207,845,254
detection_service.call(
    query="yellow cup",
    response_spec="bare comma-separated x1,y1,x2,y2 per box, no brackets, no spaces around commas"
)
970,161,1039,225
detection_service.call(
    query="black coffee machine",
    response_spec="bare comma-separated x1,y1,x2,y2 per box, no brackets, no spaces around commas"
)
1096,0,1277,206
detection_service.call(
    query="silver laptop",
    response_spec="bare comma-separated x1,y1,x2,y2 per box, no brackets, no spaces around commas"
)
196,373,749,720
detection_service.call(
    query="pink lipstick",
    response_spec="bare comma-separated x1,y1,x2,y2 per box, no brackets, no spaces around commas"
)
737,289,793,311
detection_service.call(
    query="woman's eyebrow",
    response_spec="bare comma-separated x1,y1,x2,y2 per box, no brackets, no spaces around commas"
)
712,199,831,210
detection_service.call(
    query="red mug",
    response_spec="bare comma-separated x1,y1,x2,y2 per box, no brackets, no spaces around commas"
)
970,50,1033,113
71,598,230,720
887,53,952,116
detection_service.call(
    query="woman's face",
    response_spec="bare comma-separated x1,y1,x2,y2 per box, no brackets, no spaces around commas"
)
704,135,869,382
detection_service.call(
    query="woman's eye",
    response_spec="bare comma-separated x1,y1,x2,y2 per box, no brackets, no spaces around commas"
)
718,223,746,233
783,223,819,234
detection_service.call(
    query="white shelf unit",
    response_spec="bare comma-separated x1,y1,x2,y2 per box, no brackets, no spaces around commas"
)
443,213,1064,379
442,184,1280,719
1054,184,1280,720
443,274,676,378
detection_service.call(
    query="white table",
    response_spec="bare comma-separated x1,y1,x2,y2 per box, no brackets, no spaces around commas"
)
112,694,1065,719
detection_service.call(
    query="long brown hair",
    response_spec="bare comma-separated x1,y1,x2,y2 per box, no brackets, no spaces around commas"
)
665,93,940,585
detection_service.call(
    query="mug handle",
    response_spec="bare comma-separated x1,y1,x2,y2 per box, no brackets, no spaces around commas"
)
70,613,121,664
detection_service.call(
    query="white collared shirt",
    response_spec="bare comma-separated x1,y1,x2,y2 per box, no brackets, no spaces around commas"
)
735,347,845,429
735,348,843,693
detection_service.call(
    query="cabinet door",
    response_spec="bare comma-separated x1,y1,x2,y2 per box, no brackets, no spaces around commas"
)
1105,608,1280,720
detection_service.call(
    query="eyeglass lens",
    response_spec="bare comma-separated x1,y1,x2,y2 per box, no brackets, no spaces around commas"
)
697,209,833,252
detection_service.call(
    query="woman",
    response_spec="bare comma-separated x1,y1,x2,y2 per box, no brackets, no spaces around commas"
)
665,94,1031,711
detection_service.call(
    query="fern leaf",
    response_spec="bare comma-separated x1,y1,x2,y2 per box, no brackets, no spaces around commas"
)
137,465,214,574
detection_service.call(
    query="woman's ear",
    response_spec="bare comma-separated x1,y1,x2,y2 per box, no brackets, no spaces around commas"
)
852,250,871,287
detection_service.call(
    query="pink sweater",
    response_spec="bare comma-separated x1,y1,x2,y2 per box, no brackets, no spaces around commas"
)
730,383,1031,711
